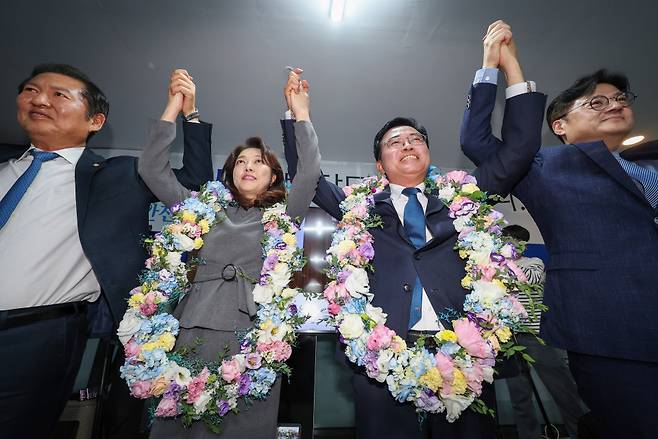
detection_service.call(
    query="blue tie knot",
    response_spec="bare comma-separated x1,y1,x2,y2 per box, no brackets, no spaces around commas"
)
402,187,420,197
31,150,59,162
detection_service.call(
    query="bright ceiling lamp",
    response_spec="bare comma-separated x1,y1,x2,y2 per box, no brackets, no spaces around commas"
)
622,135,645,146
330,0,347,22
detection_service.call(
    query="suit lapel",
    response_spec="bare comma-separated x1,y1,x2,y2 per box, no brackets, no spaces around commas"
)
75,148,106,227
425,191,446,238
574,140,648,204
374,187,414,247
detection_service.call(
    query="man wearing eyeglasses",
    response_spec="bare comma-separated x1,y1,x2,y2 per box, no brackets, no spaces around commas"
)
461,20,658,439
283,68,545,438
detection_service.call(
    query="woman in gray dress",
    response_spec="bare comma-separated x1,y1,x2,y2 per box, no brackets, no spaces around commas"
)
140,69,320,438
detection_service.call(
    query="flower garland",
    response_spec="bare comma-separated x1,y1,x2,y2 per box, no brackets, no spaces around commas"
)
117,181,307,432
323,169,536,422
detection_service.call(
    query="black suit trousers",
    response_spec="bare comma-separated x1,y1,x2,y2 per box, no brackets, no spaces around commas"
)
0,310,88,439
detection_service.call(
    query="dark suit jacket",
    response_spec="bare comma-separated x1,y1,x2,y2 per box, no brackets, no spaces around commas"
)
0,121,213,334
461,82,658,363
282,90,545,342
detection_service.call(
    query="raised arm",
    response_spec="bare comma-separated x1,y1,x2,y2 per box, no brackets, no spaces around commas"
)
460,21,546,196
138,69,211,208
282,69,345,220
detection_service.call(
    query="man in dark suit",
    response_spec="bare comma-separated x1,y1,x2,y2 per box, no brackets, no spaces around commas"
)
0,64,213,437
282,65,545,437
461,20,658,439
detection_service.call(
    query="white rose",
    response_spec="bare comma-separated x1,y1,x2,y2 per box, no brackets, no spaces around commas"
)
269,263,291,290
252,284,274,304
471,279,507,306
166,251,182,267
345,267,370,297
500,243,515,259
482,365,494,383
443,394,475,422
233,354,247,372
452,216,469,233
438,186,456,202
116,309,142,345
164,361,192,387
281,287,298,299
365,304,387,325
193,391,213,415
374,350,394,383
470,250,491,266
339,314,365,339
172,232,195,252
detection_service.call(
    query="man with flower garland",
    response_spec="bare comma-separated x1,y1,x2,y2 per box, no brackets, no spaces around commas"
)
283,58,545,436
0,65,213,437
461,20,658,439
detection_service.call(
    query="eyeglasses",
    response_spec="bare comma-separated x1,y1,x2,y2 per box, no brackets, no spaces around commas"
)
556,91,637,119
384,133,427,150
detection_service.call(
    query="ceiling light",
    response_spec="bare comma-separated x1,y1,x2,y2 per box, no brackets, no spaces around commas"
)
622,135,645,146
329,0,347,23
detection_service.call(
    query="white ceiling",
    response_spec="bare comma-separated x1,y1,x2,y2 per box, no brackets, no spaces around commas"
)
1,0,656,168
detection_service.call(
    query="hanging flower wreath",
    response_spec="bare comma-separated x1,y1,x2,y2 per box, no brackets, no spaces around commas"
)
117,181,307,433
323,169,538,422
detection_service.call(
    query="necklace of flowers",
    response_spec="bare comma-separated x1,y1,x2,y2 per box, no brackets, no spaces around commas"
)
117,180,307,433
323,168,537,422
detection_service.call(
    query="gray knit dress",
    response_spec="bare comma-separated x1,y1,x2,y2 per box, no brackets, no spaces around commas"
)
138,119,321,439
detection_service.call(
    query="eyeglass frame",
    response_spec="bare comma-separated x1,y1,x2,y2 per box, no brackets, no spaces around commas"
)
383,132,428,150
554,91,637,120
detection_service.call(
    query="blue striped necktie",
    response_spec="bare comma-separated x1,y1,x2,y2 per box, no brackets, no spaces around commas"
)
616,157,658,208
0,150,58,229
402,187,426,328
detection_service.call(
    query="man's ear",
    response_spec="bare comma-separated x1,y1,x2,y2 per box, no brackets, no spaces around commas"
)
89,113,106,133
552,119,566,137
376,160,385,176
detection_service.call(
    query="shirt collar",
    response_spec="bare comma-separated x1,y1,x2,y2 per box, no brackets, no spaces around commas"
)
20,145,86,166
389,182,426,200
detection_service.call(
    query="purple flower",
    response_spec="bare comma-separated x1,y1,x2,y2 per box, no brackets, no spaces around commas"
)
163,383,181,400
263,254,278,271
217,400,230,417
358,242,374,259
416,390,443,412
337,270,350,283
288,304,298,315
489,253,505,263
238,374,251,396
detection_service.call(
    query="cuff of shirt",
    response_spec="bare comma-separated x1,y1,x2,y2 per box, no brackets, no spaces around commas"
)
473,68,499,85
284,110,294,120
506,81,537,99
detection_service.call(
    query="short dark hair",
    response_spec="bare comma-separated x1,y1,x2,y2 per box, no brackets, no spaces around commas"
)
502,224,530,242
546,69,629,142
222,137,286,209
18,64,110,140
373,116,429,160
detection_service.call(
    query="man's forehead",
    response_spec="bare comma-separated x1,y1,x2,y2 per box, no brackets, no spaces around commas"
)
383,126,420,140
27,72,85,91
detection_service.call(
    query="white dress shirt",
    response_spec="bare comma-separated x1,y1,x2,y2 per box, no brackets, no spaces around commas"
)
389,183,442,331
0,146,100,310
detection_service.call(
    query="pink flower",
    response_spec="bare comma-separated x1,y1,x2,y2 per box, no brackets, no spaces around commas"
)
140,291,158,316
508,295,529,319
220,359,242,383
245,352,262,369
124,339,141,358
130,380,152,398
324,281,348,301
462,362,485,394
343,186,354,196
366,324,394,351
186,367,210,403
479,265,497,281
327,302,342,316
449,197,477,218
434,352,454,396
453,318,492,359
506,260,528,282
257,341,292,361
445,170,468,185
155,396,179,417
